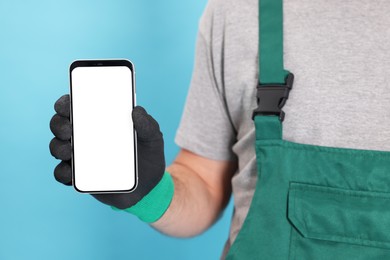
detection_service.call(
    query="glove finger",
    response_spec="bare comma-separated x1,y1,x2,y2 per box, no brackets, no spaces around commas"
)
54,94,70,118
50,114,72,140
49,137,71,161
132,106,162,141
54,161,72,186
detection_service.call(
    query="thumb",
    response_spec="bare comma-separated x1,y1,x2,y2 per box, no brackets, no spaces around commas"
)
132,106,162,141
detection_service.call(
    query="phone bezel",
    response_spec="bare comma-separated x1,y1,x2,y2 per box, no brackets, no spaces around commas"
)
69,59,138,194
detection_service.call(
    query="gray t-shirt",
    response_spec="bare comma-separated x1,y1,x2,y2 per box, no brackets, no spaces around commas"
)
175,0,390,257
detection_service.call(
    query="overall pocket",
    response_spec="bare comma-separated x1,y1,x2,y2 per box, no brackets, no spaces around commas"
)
288,182,390,260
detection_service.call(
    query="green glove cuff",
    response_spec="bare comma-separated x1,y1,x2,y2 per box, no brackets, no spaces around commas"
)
112,172,174,223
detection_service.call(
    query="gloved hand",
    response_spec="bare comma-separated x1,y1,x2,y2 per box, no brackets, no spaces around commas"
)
50,95,172,220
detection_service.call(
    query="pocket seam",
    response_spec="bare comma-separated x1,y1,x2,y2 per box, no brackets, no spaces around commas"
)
300,230,390,249
290,183,390,200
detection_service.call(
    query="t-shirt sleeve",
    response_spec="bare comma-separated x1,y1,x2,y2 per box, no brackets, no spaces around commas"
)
175,2,236,161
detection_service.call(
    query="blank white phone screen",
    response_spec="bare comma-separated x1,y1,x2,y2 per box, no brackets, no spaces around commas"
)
71,66,136,193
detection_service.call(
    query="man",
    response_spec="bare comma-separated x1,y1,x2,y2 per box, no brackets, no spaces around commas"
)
50,0,390,258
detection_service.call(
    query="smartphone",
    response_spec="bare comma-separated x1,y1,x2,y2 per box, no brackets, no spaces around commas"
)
69,59,137,193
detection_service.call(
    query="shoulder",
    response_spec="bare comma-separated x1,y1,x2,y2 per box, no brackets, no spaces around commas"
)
199,0,256,43
199,0,226,37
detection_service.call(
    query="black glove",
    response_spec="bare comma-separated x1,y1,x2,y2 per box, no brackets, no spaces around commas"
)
49,94,166,209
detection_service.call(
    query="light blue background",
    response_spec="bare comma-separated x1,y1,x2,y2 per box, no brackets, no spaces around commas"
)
0,1,233,259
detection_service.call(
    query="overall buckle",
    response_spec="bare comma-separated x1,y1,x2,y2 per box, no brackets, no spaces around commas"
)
252,73,294,121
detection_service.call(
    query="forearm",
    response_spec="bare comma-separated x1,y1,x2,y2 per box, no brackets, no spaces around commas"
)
151,162,229,237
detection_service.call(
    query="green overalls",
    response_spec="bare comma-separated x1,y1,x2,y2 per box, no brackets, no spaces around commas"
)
226,0,390,259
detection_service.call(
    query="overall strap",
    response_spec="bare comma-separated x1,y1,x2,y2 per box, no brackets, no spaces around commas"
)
254,0,294,141
259,0,288,84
